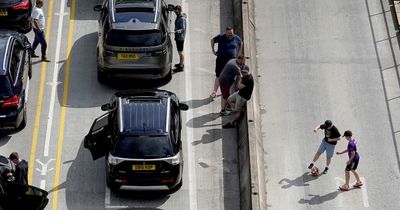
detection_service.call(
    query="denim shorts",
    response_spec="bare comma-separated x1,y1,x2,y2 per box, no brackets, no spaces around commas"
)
317,139,336,158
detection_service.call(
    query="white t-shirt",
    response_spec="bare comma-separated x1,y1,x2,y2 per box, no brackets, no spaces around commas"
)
31,6,45,30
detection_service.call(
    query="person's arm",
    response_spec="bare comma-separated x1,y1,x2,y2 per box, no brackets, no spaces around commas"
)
237,39,243,56
33,19,41,32
336,149,348,155
313,125,321,132
327,137,340,142
211,38,216,55
237,77,245,89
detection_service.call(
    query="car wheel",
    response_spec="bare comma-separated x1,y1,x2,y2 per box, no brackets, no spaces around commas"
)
97,66,107,83
28,54,32,79
18,107,27,130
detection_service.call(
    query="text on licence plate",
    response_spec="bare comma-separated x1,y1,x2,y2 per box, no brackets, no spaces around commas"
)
117,53,139,60
0,11,8,16
132,164,156,171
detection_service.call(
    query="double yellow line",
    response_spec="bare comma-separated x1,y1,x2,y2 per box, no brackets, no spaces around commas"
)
28,0,77,209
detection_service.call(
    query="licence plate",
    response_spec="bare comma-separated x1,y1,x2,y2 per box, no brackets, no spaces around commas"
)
0,11,8,16
132,164,156,171
117,53,139,60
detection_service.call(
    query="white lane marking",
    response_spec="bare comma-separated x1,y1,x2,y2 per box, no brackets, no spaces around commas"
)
183,1,198,210
43,0,67,157
104,187,128,208
25,77,29,103
40,180,46,190
35,159,55,175
360,177,369,207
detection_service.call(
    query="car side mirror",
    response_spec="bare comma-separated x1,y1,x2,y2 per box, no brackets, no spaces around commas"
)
93,5,103,12
101,103,110,111
179,103,189,111
167,4,175,12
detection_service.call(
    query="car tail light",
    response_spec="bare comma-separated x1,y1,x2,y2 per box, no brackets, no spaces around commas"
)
12,0,30,10
1,96,20,108
160,178,174,183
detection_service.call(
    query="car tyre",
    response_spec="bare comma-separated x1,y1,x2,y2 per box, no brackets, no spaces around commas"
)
106,174,119,192
168,178,182,194
28,54,32,79
97,66,107,83
18,107,27,130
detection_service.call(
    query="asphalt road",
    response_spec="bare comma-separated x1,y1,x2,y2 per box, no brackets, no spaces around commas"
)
256,0,400,209
0,0,241,209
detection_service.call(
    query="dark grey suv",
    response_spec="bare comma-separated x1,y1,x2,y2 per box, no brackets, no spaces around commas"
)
84,89,188,192
94,0,174,82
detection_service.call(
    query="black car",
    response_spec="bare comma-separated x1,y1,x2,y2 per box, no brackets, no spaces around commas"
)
0,0,33,33
94,0,175,82
84,89,188,192
0,156,49,210
0,30,31,131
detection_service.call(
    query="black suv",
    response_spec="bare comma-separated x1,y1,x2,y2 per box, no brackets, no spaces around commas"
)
94,0,175,82
0,30,31,131
0,0,33,33
0,155,49,210
84,90,188,192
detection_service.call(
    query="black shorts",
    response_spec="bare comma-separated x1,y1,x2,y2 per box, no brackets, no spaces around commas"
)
176,40,184,52
215,57,231,77
345,160,359,171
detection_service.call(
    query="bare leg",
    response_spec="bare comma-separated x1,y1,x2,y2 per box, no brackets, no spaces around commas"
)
312,152,322,162
351,170,361,183
178,51,184,65
344,170,350,186
326,156,332,167
213,78,219,92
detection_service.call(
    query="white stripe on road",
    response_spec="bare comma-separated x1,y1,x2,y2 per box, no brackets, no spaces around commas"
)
183,1,198,210
104,187,128,209
40,179,46,190
43,0,67,157
360,177,369,207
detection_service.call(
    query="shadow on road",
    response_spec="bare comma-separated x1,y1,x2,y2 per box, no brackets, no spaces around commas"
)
183,97,214,109
0,132,11,147
278,172,319,189
298,191,342,205
192,128,222,145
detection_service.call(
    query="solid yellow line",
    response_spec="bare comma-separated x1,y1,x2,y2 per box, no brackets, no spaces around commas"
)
51,0,76,209
28,0,55,185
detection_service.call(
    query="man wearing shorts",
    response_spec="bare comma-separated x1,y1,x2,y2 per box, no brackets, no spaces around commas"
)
337,130,363,191
308,120,341,174
173,5,186,72
210,27,243,97
218,56,246,115
223,68,254,128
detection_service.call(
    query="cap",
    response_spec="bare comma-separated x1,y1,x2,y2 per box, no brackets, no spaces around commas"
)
343,130,352,137
241,65,250,73
324,120,332,127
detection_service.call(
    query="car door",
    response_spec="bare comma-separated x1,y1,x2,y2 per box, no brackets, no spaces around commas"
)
5,182,49,210
84,112,111,160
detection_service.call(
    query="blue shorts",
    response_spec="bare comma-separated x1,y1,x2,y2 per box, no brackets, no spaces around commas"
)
317,139,336,158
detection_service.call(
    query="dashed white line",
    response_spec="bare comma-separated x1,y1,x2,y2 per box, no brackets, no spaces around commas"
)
40,179,46,190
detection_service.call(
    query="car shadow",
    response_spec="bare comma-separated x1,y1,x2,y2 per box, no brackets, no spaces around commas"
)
0,132,11,147
278,172,320,189
48,140,169,210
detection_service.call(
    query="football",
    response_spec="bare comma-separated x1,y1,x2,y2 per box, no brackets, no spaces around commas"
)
311,166,319,176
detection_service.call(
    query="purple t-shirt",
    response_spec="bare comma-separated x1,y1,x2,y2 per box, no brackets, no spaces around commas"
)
347,139,360,161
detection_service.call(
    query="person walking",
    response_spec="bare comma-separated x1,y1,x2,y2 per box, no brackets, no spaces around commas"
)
223,67,254,128
8,152,28,185
308,120,341,174
337,130,363,191
173,5,186,72
31,0,49,62
210,27,243,98
218,56,246,115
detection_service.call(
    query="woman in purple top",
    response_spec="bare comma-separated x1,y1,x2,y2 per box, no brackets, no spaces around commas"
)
336,130,363,191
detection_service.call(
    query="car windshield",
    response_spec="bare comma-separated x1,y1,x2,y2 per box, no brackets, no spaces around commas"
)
106,30,164,47
113,135,174,158
0,75,12,99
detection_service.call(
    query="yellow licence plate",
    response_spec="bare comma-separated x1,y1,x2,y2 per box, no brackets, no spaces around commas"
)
0,11,8,16
117,53,139,60
132,164,156,171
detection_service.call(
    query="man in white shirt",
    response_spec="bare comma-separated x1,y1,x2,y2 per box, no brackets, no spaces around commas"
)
31,0,49,62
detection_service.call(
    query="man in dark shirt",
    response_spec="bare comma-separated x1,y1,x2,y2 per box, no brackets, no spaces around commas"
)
223,68,254,128
308,120,341,174
173,5,186,72
8,152,28,185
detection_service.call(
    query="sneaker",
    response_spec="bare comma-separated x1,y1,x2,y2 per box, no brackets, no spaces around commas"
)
308,163,314,169
31,53,39,58
222,122,235,129
219,109,231,116
41,56,50,62
353,182,363,188
210,91,217,98
174,64,184,72
339,184,349,191
322,167,329,174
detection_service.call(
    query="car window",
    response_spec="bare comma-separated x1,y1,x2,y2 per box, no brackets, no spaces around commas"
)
91,113,109,133
9,42,23,85
113,135,174,158
106,30,164,47
0,75,12,98
114,10,155,23
0,0,22,3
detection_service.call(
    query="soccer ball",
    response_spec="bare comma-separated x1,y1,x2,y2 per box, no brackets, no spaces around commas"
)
311,166,320,176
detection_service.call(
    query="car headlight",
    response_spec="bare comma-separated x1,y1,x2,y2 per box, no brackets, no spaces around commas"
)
108,154,117,165
171,152,181,165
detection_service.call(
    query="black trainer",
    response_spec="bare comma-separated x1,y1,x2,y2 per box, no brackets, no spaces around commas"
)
323,167,329,174
31,53,39,58
222,122,235,129
308,163,314,169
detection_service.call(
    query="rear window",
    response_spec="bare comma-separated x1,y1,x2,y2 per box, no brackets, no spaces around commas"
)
0,0,22,4
0,75,12,98
113,135,174,158
115,10,156,23
106,30,164,47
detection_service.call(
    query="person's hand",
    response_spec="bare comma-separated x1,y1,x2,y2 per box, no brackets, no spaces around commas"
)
336,152,340,155
313,129,317,132
346,160,351,165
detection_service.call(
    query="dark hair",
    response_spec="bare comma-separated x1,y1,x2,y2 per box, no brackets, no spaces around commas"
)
9,152,19,160
226,26,233,31
237,55,245,60
175,5,182,12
